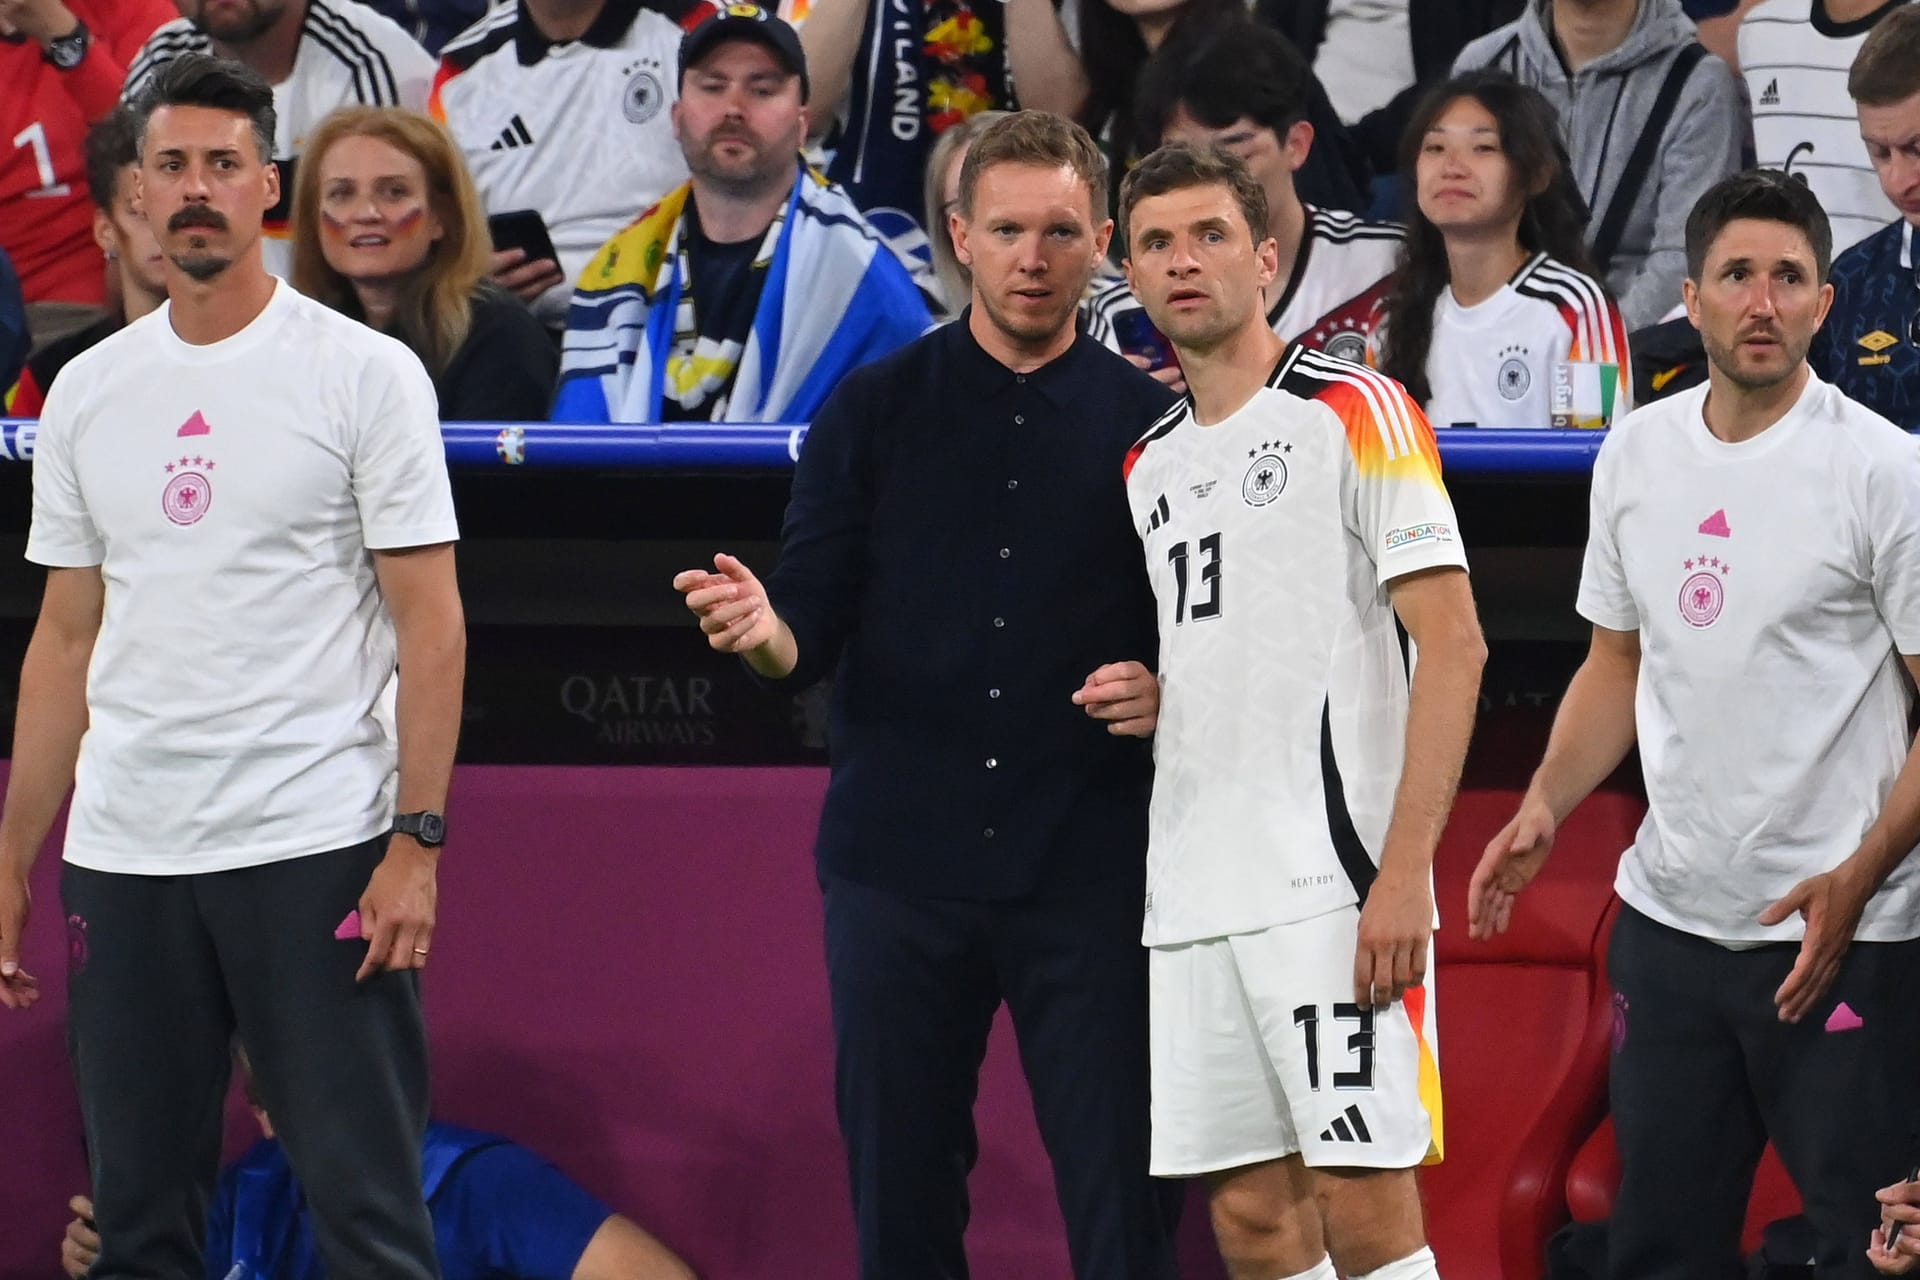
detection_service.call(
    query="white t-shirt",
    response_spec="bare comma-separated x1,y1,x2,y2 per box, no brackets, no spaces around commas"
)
123,0,437,278
433,0,705,324
1090,206,1402,365
1738,0,1905,254
26,281,459,876
1422,252,1632,429
1576,374,1920,943
1315,0,1416,125
1124,344,1468,947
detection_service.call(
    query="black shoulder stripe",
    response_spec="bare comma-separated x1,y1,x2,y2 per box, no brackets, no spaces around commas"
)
1265,342,1308,389
305,0,405,103
441,3,519,62
441,14,517,71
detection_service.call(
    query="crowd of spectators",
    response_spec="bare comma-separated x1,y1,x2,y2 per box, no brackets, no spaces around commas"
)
2,0,1919,430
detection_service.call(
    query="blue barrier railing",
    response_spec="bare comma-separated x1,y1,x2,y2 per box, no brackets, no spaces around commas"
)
0,420,1609,475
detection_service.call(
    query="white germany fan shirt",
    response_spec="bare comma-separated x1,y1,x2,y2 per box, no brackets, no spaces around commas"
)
1577,375,1920,943
1422,252,1633,429
1125,345,1468,947
1738,0,1902,254
432,0,709,324
26,281,459,875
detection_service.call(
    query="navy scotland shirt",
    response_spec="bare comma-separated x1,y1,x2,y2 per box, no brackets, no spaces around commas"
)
1811,219,1920,430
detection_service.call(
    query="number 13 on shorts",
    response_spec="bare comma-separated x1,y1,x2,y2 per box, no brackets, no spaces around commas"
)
1147,906,1444,1177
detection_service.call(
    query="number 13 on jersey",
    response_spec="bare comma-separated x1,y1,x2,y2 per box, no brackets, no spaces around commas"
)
1168,532,1223,625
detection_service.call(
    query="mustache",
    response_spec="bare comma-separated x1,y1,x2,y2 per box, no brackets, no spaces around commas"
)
168,207,229,232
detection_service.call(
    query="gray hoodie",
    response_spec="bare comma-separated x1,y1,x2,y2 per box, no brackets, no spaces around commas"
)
1453,0,1746,330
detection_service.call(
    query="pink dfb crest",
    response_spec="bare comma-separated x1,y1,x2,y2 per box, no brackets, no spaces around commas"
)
163,470,212,525
1677,555,1728,629
67,913,88,974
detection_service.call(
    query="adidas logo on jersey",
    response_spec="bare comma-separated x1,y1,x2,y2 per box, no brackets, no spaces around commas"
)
1318,1105,1374,1145
1758,78,1780,107
1146,493,1171,531
489,115,535,151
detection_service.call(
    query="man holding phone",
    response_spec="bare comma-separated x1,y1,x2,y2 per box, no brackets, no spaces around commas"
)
552,5,928,423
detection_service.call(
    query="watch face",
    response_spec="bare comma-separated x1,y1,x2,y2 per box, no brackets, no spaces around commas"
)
50,40,84,68
419,813,446,845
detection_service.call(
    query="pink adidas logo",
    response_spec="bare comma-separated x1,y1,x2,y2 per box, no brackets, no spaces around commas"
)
1825,1001,1863,1033
1698,509,1731,538
176,411,211,438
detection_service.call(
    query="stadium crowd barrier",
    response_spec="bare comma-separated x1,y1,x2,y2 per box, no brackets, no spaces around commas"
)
0,420,1615,473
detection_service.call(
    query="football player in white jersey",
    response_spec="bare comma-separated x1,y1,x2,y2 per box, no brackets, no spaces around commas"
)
1117,142,1486,1280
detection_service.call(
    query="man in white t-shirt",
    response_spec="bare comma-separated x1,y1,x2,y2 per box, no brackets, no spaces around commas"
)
1472,169,1920,1280
122,0,436,278
0,54,464,1280
1118,142,1485,1280
1739,0,1908,254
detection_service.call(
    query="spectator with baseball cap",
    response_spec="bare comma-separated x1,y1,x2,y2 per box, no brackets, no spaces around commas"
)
554,3,929,424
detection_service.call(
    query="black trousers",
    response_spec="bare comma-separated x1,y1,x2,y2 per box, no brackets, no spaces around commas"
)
1606,904,1920,1280
822,870,1182,1280
62,838,438,1280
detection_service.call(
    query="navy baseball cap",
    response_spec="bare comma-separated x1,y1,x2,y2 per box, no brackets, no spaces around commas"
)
679,4,810,103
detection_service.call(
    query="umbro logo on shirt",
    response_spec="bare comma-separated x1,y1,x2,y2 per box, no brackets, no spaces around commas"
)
489,115,536,151
1758,78,1780,107
1318,1104,1373,1145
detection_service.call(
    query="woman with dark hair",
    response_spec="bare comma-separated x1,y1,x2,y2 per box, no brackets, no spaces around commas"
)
1377,72,1631,429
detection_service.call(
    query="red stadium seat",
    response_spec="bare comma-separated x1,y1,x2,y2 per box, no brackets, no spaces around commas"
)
1424,786,1644,1280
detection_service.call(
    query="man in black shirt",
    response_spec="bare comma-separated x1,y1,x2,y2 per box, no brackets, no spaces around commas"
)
673,111,1182,1278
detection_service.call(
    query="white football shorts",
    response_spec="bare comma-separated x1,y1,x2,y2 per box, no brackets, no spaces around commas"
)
1149,904,1443,1176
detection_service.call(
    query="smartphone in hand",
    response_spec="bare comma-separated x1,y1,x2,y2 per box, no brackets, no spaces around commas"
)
487,209,559,265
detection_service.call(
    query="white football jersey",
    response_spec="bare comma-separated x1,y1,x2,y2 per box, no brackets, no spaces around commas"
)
433,0,707,323
1422,252,1632,429
1125,344,1468,947
124,1,437,278
1091,206,1402,363
1739,0,1904,254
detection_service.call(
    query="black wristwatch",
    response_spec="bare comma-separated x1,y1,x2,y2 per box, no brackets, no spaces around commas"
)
44,20,90,70
391,810,447,847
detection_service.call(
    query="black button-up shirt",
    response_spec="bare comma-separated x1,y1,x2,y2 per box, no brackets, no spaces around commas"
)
766,315,1176,900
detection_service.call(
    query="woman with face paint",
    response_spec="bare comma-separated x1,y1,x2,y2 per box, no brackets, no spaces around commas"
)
291,106,557,421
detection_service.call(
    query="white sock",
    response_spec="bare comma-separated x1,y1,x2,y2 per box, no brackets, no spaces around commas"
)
1349,1245,1440,1280
1273,1258,1337,1280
